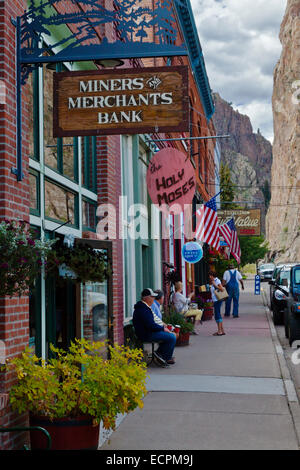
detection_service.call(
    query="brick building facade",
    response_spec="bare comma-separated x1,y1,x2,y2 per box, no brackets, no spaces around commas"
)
0,0,216,449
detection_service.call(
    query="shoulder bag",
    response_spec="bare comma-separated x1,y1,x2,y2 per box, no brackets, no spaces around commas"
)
215,287,229,301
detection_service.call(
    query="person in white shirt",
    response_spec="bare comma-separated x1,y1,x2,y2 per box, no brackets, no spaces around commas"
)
208,271,226,336
222,263,244,318
172,281,203,334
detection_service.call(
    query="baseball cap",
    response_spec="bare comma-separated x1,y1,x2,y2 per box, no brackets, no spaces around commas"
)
141,288,158,298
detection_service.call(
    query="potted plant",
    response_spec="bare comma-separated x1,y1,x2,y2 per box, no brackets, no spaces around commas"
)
163,310,194,346
203,300,214,321
0,220,55,297
3,339,148,450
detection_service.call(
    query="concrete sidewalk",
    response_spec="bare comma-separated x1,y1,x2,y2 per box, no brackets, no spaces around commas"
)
101,279,300,450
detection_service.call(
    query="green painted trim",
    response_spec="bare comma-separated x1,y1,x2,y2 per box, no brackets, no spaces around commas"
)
84,137,90,190
132,135,143,296
32,67,40,161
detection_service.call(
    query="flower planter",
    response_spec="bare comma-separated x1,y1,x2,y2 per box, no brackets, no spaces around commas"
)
29,415,99,450
176,332,190,346
202,307,214,321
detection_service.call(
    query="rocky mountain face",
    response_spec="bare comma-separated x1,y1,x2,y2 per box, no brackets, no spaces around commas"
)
266,0,300,262
212,93,273,233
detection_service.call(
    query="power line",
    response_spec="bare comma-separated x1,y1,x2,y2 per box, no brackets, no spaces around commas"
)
206,181,300,190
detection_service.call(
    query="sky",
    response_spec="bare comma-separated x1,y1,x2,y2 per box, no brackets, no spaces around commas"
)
190,0,287,143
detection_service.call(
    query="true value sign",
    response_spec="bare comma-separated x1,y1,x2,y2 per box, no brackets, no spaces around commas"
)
53,66,189,137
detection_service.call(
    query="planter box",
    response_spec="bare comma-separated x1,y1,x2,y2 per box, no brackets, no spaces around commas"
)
29,415,99,450
202,307,214,321
176,332,190,346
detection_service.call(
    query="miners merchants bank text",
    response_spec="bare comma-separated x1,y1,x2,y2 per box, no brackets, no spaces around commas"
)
68,77,174,124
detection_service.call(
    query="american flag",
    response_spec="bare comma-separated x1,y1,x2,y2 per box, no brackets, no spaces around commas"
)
195,193,220,251
219,221,232,247
225,218,241,264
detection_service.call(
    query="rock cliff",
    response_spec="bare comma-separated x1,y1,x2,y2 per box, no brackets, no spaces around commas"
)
212,93,273,232
266,0,300,262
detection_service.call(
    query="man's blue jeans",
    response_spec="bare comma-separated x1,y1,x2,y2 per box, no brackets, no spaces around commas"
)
147,330,176,361
225,287,240,317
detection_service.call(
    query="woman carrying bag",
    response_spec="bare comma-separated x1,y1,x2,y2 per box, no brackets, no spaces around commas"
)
208,271,228,336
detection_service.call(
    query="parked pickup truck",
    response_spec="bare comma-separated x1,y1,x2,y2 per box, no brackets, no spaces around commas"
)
280,265,300,345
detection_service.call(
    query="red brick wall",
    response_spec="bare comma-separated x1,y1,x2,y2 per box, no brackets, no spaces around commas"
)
96,135,124,345
0,0,31,450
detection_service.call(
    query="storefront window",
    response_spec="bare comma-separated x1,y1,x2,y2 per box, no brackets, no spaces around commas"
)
82,136,97,192
82,198,97,231
29,171,40,215
28,70,40,161
29,226,41,356
43,65,77,181
44,179,77,226
81,281,108,344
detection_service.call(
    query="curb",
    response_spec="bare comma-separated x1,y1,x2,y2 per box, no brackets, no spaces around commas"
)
261,289,300,449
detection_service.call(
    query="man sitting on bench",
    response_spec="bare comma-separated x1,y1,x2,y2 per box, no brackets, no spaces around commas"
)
133,288,177,366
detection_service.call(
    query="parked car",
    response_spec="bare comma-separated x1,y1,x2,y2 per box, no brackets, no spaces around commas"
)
258,263,275,282
269,263,298,309
283,264,300,345
270,266,291,325
269,263,284,308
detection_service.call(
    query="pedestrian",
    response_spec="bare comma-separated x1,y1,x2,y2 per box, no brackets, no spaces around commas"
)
208,270,226,336
152,289,164,319
222,263,245,318
132,288,177,366
172,281,203,334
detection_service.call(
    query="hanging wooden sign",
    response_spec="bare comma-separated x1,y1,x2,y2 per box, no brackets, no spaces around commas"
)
146,148,196,213
53,66,189,137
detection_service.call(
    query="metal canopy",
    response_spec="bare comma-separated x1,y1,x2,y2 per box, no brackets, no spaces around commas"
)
18,0,188,85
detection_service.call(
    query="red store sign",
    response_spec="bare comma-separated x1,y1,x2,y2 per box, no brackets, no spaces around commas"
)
146,148,196,212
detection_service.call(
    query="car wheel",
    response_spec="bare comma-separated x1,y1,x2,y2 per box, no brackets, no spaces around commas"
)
273,304,283,325
288,313,300,346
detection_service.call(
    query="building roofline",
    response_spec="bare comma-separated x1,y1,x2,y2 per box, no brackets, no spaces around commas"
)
174,0,215,121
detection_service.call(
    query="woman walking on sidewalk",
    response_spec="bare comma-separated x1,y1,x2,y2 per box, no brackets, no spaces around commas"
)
208,271,226,336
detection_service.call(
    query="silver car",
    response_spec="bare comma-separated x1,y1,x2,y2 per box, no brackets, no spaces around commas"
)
258,263,275,282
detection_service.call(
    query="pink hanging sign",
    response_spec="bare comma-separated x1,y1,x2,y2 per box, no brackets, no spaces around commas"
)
146,148,196,212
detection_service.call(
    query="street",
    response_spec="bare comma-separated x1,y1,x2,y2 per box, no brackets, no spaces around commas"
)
101,278,300,450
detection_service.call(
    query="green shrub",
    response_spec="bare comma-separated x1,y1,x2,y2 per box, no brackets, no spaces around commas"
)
4,339,148,430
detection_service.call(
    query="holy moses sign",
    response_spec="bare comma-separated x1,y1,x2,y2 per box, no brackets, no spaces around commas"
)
53,66,189,137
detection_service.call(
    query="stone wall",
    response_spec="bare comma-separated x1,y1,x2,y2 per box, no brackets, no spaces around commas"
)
266,0,300,262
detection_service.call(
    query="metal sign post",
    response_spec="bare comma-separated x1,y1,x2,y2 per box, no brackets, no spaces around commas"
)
254,275,261,295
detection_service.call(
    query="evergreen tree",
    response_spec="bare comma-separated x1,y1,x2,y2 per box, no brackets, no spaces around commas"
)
239,236,269,266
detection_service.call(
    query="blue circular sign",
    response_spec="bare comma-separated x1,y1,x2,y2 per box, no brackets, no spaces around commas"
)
182,242,203,264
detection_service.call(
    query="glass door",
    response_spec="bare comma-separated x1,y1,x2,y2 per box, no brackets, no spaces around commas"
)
78,239,113,358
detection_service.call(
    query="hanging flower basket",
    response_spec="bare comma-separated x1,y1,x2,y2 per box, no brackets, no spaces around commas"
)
46,239,111,284
0,220,55,297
